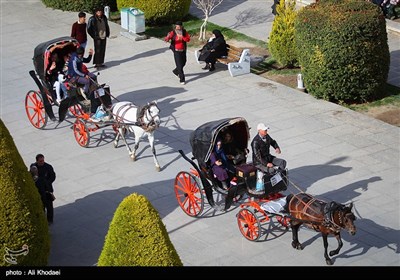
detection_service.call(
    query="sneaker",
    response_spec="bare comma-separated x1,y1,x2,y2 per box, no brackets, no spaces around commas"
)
180,81,186,85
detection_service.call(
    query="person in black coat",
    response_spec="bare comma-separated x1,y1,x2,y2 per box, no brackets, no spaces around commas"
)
199,29,228,72
251,123,286,171
87,7,110,68
30,154,56,224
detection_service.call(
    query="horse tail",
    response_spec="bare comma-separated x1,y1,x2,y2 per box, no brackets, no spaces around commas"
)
284,194,293,213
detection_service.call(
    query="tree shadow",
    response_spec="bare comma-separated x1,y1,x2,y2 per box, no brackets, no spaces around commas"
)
189,0,247,18
230,8,273,29
48,177,244,265
48,181,176,266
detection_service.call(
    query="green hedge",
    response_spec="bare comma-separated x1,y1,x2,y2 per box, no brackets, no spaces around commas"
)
98,193,182,266
0,119,50,266
295,0,390,103
41,0,118,13
117,0,192,25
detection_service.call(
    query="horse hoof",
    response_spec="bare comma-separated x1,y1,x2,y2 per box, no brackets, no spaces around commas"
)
326,259,333,265
291,241,303,250
113,143,117,148
329,250,337,257
130,155,136,161
156,166,161,172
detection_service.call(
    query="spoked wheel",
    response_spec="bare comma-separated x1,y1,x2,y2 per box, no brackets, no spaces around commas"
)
276,215,290,228
237,208,261,241
174,171,204,217
69,103,85,118
25,90,48,129
73,119,90,147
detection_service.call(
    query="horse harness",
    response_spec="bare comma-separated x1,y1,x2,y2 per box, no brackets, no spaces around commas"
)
114,103,158,132
289,194,345,232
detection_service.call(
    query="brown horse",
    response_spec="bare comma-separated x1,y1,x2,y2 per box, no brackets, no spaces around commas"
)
286,193,356,265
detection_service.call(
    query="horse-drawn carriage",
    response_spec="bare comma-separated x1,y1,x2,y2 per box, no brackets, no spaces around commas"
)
26,36,112,130
174,117,289,217
174,117,357,265
26,37,162,170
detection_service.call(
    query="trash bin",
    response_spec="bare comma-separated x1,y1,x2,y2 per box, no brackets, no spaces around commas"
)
120,8,129,30
127,8,145,33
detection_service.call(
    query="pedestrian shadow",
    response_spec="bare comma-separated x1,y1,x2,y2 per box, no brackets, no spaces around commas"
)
286,156,352,194
105,47,169,68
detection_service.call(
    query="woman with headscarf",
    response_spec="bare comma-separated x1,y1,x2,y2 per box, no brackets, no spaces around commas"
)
210,139,235,189
200,29,228,72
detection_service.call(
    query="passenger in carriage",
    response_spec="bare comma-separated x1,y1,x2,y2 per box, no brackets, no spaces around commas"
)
46,52,68,104
222,131,247,166
210,139,235,189
68,46,96,98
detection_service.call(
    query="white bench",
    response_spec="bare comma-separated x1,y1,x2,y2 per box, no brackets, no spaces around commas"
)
195,44,251,77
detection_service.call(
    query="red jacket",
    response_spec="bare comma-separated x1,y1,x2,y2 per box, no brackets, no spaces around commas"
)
165,29,190,51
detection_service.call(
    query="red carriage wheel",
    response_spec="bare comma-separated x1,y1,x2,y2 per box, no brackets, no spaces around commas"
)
69,103,85,118
73,119,90,147
25,90,48,129
276,215,290,228
174,171,204,217
237,208,261,241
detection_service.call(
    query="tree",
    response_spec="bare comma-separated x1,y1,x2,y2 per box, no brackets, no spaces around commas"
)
268,0,298,67
193,0,224,41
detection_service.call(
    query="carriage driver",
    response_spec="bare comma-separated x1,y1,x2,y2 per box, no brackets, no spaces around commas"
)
67,46,96,99
251,123,286,191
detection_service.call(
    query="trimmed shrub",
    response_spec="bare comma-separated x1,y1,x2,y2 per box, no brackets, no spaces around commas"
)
0,119,50,266
98,193,182,266
269,0,298,67
295,0,390,103
117,0,192,25
41,0,118,13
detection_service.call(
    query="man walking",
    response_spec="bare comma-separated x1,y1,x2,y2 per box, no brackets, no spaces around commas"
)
30,154,56,224
164,21,191,85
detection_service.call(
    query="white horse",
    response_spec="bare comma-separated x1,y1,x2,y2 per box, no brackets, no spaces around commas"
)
112,101,161,171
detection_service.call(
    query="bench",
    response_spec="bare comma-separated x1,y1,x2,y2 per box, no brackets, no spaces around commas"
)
195,44,251,77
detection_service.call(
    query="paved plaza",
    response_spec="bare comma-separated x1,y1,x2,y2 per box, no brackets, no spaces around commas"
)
1,0,399,266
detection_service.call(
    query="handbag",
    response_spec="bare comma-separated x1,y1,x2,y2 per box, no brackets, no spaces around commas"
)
46,192,56,201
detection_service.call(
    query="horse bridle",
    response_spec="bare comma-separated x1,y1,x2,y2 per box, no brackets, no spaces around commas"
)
324,204,353,231
141,103,160,131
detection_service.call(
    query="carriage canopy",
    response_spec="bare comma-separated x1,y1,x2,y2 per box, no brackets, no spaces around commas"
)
190,117,250,164
33,36,79,80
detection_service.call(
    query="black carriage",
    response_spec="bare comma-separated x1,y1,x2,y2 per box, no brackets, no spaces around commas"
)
26,36,113,147
174,117,289,218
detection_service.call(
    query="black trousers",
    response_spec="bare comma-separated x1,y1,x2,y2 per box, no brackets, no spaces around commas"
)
173,51,187,83
43,194,54,223
93,38,107,65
